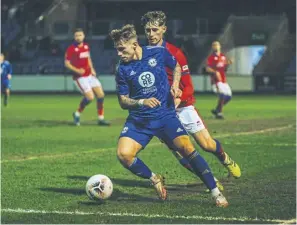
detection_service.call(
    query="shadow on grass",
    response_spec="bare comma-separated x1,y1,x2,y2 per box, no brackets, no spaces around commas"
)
67,175,237,194
40,187,159,203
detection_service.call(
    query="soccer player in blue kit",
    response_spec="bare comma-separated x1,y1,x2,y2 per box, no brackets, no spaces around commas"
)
1,53,12,107
110,24,229,207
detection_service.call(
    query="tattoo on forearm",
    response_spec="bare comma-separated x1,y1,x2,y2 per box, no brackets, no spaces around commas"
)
118,95,139,109
173,64,181,87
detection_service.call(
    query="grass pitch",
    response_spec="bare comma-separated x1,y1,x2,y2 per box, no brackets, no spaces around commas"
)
1,94,296,224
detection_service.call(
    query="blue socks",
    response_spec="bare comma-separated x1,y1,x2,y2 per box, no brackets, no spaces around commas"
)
127,158,152,179
216,94,232,113
78,97,91,113
213,139,226,163
186,150,216,190
224,95,232,105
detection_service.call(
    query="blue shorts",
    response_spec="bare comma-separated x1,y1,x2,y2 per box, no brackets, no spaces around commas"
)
1,80,11,91
119,114,188,148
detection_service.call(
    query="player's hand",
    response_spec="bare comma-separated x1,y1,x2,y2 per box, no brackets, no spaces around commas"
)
77,68,85,76
91,68,96,76
174,98,181,109
143,98,161,108
7,74,12,80
227,58,233,65
170,85,180,98
176,89,182,98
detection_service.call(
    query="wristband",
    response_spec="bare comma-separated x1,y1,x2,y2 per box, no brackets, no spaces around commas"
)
138,99,144,106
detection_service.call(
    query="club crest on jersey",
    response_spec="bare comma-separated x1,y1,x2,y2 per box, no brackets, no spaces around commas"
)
138,72,155,88
75,48,79,52
148,58,157,67
84,45,88,49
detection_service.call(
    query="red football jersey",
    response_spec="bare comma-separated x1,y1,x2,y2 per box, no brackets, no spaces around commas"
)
164,41,195,108
207,53,228,84
65,42,91,80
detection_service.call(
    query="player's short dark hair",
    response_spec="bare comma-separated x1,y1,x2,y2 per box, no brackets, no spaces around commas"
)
141,11,167,27
74,28,84,34
110,24,137,44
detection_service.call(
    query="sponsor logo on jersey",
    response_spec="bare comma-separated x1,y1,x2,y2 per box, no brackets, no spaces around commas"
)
79,51,90,58
217,62,225,68
138,72,155,88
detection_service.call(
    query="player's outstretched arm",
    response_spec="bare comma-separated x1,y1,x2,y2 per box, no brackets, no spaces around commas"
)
118,95,161,110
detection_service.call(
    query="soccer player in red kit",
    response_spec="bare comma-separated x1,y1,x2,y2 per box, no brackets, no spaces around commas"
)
141,11,241,185
65,28,110,126
206,41,233,119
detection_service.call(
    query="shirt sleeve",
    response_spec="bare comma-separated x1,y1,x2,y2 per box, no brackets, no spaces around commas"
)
115,65,129,95
163,48,177,70
175,49,190,76
65,47,73,61
180,74,194,102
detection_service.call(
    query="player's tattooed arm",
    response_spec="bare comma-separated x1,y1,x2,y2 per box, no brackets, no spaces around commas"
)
118,94,142,109
171,62,182,98
118,95,161,109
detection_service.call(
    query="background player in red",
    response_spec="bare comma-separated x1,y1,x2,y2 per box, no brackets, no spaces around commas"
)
141,11,241,184
65,28,110,126
206,41,233,119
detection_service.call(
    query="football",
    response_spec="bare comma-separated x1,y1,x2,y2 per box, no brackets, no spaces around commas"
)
85,174,113,200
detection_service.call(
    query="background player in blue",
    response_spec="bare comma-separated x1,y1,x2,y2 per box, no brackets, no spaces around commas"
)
1,53,12,107
110,24,229,207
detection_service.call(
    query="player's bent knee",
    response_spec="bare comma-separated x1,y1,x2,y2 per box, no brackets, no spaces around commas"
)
173,135,195,156
85,92,95,101
117,147,135,166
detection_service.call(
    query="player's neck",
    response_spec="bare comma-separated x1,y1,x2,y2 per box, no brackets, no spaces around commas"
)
148,39,163,47
214,51,221,55
157,39,164,46
75,42,84,47
134,45,143,61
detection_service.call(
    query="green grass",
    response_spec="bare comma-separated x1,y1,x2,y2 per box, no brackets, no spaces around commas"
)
1,94,296,224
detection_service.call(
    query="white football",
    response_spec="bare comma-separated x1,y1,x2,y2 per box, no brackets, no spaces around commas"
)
85,174,113,200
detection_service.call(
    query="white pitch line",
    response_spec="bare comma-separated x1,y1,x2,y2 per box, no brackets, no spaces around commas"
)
1,125,293,163
222,142,296,147
214,124,293,138
2,208,296,224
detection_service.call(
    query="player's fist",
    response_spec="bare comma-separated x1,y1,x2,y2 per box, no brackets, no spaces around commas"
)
77,68,85,75
174,98,181,109
144,98,161,108
7,74,12,80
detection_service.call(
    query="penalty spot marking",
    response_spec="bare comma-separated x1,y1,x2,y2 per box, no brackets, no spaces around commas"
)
2,208,296,224
1,125,293,163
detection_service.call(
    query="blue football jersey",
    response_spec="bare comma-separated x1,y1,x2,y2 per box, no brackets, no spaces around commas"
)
1,61,12,81
116,46,177,120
